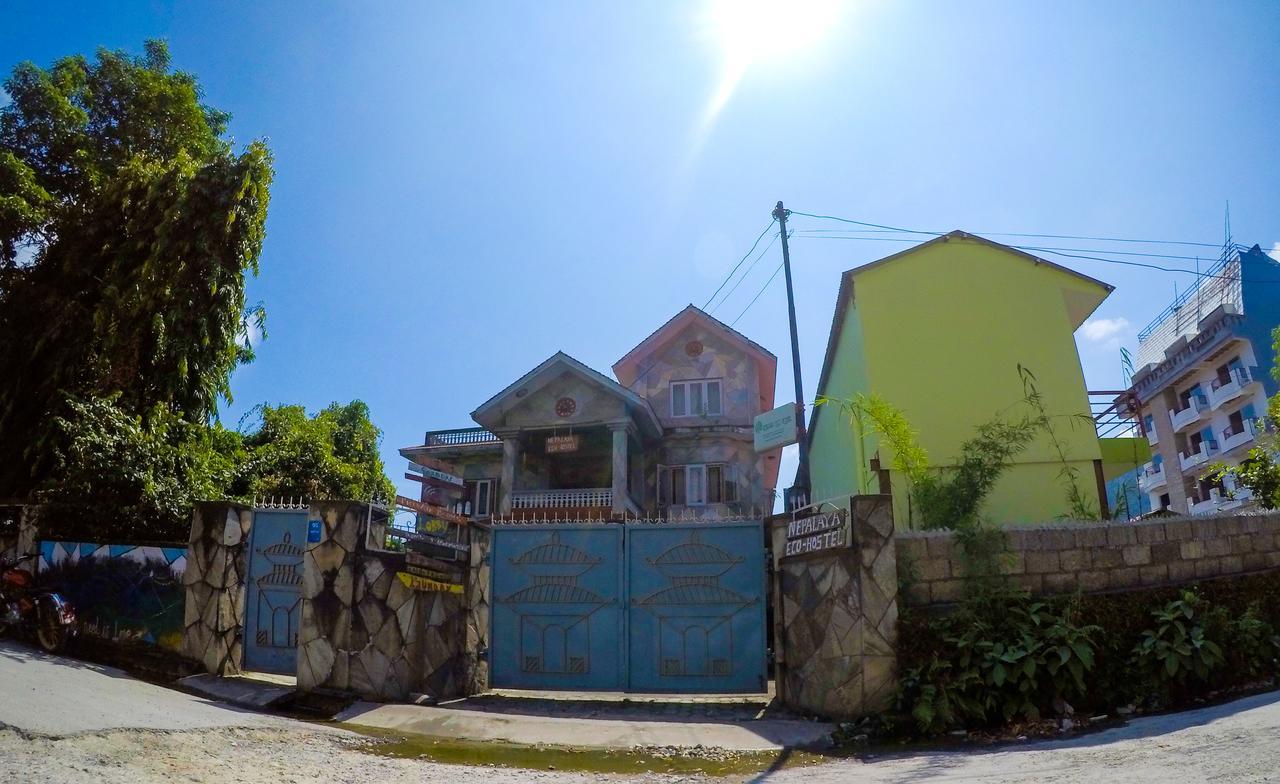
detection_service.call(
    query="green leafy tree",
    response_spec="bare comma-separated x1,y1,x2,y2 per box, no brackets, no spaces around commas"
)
230,401,396,504
0,41,272,518
1205,325,1280,508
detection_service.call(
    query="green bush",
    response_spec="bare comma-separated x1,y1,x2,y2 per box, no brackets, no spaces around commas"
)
894,597,1099,732
1130,590,1225,698
893,573,1280,736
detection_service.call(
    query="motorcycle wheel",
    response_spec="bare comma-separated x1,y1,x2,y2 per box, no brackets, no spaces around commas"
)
35,613,66,653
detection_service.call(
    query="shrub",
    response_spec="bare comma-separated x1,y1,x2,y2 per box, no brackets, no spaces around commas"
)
1130,590,1224,701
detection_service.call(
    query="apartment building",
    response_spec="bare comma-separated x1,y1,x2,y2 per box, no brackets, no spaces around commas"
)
1126,244,1280,515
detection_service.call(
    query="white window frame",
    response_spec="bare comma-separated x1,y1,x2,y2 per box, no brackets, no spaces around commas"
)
455,478,495,519
670,379,723,418
662,463,736,507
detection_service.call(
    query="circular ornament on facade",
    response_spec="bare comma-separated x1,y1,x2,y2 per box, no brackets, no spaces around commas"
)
555,397,577,417
685,340,704,357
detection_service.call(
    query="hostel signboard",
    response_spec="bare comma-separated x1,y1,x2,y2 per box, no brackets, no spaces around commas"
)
754,402,799,452
782,506,849,559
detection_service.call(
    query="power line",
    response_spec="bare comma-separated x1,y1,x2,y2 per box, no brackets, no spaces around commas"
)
792,232,1226,263
787,210,1222,248
702,218,776,311
792,233,1254,283
710,231,778,315
731,257,786,327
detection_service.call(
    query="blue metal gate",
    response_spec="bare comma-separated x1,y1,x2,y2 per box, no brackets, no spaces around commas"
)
243,511,307,674
490,520,765,693
491,524,624,690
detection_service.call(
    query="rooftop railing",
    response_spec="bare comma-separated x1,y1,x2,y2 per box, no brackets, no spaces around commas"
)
423,427,501,447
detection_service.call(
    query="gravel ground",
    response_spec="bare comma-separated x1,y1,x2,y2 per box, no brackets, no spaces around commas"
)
2,690,1278,784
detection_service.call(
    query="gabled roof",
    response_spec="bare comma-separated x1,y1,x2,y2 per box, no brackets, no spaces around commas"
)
471,351,663,437
612,305,778,410
807,230,1114,439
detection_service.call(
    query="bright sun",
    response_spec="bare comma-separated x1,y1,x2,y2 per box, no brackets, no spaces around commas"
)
701,0,843,123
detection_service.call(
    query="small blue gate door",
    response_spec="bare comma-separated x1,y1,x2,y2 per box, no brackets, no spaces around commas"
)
626,521,766,693
491,525,624,690
243,511,308,674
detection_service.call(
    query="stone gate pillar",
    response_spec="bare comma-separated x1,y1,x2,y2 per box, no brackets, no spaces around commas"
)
774,494,899,719
181,502,253,675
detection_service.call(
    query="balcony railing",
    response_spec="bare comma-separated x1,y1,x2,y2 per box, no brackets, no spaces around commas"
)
1220,422,1257,453
1169,395,1209,432
1179,440,1220,472
1219,486,1255,511
511,488,614,509
423,427,501,447
1189,494,1219,516
1208,366,1259,410
1138,462,1166,492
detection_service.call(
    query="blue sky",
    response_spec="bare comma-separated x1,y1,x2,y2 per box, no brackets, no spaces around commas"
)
3,1,1278,505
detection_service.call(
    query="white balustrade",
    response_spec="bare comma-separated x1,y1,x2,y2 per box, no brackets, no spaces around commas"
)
511,488,613,509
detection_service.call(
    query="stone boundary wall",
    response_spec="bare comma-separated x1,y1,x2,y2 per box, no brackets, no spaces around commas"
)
182,503,252,675
897,512,1280,606
772,495,898,720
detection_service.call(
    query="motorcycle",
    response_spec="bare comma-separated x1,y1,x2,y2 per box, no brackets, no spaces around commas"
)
0,559,76,653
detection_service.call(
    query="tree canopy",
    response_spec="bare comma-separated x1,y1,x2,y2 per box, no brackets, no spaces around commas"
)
0,41,394,540
0,40,272,505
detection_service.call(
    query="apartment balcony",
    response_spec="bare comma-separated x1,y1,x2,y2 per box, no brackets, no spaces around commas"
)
1218,486,1255,511
1220,422,1257,454
508,488,641,520
1208,366,1261,410
1138,462,1166,492
1189,494,1219,516
1169,395,1210,432
1146,428,1159,447
1179,440,1220,472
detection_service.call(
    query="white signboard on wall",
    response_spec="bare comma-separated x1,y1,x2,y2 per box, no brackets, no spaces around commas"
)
754,402,799,452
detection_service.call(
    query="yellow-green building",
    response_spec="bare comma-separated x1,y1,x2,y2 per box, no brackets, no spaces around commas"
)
808,231,1141,527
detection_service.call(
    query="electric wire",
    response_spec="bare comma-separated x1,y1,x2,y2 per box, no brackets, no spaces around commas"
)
791,232,1229,263
702,218,776,312
730,257,786,328
710,231,779,316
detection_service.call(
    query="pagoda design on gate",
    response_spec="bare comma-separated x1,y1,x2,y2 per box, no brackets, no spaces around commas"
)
498,532,608,675
636,531,756,678
253,531,303,648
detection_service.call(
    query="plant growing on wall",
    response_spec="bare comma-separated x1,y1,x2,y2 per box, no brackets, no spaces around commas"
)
1202,325,1280,508
1017,365,1100,521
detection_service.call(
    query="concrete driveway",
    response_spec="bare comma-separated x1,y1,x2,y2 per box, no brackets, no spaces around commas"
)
0,640,285,736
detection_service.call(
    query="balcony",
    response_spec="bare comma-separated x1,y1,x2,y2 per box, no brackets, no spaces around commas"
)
1147,428,1159,447
1179,440,1220,472
1208,366,1260,410
1220,422,1257,454
1189,494,1219,516
1169,395,1209,432
424,427,501,447
1218,487,1255,511
1138,462,1166,492
508,488,641,519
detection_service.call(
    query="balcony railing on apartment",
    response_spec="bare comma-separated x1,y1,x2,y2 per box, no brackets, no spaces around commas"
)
1169,395,1209,432
1138,462,1166,492
423,427,501,447
1221,421,1257,453
1179,440,1220,472
1208,366,1260,410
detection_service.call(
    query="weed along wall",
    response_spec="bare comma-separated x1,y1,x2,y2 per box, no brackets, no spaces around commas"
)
897,512,1280,606
772,495,899,720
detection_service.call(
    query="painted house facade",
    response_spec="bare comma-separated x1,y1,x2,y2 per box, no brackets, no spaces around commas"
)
401,306,781,521
1125,244,1280,515
807,231,1130,527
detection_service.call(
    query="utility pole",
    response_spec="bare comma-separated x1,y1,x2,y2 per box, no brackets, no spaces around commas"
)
774,201,810,510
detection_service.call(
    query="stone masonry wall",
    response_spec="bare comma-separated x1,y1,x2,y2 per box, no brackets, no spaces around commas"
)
182,503,252,675
898,512,1280,606
464,524,492,695
297,501,472,701
774,495,898,720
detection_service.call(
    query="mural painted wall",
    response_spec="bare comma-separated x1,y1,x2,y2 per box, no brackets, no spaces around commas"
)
38,540,188,651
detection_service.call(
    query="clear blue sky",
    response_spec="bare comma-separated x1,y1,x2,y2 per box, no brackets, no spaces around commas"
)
3,1,1278,505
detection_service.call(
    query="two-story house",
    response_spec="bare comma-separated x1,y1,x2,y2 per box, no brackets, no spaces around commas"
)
401,305,781,521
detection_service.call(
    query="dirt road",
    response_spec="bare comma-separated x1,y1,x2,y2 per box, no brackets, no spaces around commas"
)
2,640,1277,783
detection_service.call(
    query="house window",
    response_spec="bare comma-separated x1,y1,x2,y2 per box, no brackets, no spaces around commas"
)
670,380,723,417
1142,414,1155,436
1159,493,1170,510
662,464,737,506
454,479,494,519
